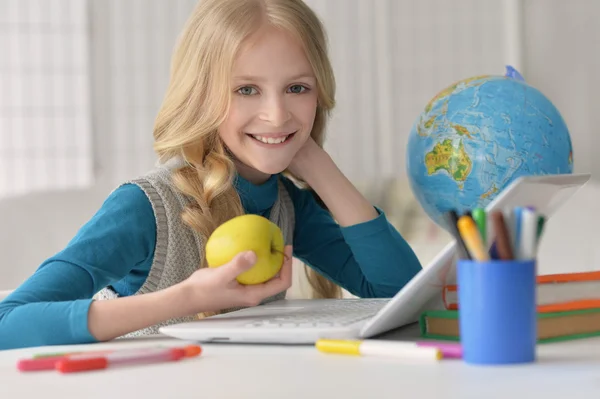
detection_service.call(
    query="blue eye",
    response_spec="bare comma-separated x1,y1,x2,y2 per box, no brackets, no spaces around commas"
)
237,86,257,96
288,85,308,94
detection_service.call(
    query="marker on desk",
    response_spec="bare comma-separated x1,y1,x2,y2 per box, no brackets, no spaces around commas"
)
18,345,202,373
17,356,68,372
457,215,489,261
32,349,112,359
55,346,197,373
415,341,462,359
444,210,472,260
316,339,442,361
31,345,200,360
18,350,115,372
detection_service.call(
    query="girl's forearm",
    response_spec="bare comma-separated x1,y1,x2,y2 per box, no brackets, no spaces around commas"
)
88,283,193,341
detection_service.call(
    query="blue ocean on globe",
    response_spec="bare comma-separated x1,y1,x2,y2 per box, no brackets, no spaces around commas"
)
406,68,573,229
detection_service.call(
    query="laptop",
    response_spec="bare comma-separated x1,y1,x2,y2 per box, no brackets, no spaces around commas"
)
159,173,591,344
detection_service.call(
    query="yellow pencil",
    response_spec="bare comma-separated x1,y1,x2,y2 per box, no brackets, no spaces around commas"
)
457,215,490,261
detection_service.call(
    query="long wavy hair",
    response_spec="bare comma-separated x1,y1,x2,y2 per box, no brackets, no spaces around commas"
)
152,0,342,308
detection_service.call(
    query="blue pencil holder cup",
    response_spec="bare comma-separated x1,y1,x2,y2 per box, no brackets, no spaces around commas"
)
457,258,537,365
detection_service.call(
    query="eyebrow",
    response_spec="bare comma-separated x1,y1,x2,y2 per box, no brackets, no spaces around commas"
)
232,73,316,82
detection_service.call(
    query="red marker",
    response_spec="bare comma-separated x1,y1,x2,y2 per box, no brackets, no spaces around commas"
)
17,350,113,372
56,347,189,373
17,345,201,372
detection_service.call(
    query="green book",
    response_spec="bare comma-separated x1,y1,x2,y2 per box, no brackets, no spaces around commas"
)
419,308,600,344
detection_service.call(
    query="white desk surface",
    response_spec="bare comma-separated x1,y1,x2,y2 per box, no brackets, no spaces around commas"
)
2,324,600,399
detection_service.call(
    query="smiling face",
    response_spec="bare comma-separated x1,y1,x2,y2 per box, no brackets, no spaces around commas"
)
218,25,318,183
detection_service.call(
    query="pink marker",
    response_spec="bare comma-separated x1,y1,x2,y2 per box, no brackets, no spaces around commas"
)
416,341,462,359
17,356,65,372
17,350,113,372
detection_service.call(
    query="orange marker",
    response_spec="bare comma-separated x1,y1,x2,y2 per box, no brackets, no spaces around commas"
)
457,215,490,261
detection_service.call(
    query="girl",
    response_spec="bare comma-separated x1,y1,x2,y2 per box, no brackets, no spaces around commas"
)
0,0,422,350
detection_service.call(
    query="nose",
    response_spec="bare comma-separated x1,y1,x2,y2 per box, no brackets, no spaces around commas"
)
259,94,291,127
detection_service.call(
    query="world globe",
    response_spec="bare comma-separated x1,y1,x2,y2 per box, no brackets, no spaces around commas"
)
406,67,573,229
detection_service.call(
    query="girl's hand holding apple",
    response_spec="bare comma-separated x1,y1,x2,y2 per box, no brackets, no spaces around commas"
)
179,245,293,315
178,214,293,315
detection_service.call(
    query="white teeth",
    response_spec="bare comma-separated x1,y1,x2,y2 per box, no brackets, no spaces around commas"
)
251,135,289,144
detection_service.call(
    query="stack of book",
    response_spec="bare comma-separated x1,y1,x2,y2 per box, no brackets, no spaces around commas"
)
420,270,600,343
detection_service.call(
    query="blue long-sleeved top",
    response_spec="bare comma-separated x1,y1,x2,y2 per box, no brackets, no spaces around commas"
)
0,174,422,350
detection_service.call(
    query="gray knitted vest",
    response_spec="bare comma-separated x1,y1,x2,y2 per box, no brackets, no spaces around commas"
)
96,161,295,337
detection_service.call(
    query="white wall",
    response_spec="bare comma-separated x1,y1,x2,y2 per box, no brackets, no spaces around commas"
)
1,0,598,195
0,0,94,198
523,0,600,179
89,0,198,192
1,0,599,290
521,0,600,275
304,0,508,179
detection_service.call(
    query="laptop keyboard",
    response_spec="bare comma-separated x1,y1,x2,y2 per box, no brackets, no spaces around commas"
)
243,299,388,328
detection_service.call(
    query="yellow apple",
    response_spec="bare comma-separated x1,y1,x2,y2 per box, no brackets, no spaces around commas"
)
205,214,285,285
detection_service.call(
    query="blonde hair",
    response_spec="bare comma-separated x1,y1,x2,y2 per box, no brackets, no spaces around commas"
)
153,0,342,306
